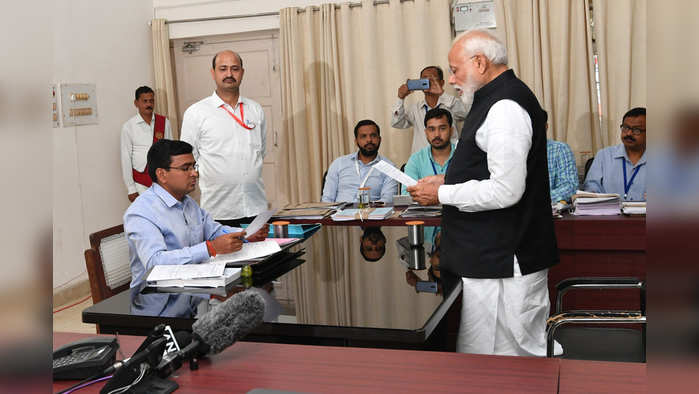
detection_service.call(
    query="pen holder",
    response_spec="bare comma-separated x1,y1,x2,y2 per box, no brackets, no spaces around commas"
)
406,221,425,247
272,220,290,238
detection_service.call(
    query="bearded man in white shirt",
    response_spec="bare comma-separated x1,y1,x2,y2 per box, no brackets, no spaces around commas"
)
121,86,173,202
408,30,561,357
181,50,267,227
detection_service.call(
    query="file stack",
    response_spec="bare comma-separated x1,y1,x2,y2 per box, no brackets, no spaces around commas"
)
572,191,621,216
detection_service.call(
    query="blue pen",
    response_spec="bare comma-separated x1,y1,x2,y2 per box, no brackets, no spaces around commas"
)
222,227,249,242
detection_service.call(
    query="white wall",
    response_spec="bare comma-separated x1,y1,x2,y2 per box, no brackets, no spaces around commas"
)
52,0,155,294
1,3,52,293
154,0,338,38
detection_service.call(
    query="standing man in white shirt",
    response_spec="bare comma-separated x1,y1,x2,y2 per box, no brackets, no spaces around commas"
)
121,86,173,202
408,30,560,357
180,50,267,227
391,66,468,154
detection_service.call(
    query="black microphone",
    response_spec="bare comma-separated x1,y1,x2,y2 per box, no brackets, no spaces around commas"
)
155,290,265,377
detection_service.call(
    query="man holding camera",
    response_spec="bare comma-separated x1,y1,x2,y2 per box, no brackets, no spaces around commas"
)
391,66,467,154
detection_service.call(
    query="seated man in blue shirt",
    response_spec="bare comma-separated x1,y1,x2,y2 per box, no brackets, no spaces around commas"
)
401,108,455,194
583,107,647,201
322,119,398,203
124,139,268,317
544,111,579,203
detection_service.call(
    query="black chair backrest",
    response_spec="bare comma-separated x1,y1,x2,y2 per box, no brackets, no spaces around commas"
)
583,157,594,181
321,170,328,200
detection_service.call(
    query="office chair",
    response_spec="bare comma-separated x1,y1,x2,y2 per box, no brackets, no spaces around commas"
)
321,170,328,199
583,157,594,181
546,277,646,362
84,224,131,305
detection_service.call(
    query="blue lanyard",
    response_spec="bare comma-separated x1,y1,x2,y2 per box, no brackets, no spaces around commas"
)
622,160,642,199
430,158,449,175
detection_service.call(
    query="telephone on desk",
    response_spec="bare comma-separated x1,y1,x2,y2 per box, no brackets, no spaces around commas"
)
53,336,118,380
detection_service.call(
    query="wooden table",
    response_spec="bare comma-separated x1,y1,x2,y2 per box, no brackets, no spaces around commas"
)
288,212,647,313
53,332,645,393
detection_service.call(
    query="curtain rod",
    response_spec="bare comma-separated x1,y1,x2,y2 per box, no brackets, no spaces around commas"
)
164,0,415,25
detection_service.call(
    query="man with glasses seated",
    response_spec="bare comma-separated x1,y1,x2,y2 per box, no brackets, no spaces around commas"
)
583,107,647,201
124,139,268,317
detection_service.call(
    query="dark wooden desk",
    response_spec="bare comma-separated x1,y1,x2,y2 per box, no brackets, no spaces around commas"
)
53,332,559,393
53,332,645,393
558,358,647,393
550,214,646,312
290,212,647,312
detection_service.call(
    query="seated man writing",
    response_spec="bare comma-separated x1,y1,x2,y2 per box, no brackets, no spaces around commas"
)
124,139,268,317
322,119,398,203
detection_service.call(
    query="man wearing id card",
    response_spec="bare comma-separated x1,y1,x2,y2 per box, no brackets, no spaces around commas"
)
321,120,398,203
181,50,267,227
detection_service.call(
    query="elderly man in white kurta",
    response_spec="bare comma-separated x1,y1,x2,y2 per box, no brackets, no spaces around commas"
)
180,50,267,227
408,30,563,357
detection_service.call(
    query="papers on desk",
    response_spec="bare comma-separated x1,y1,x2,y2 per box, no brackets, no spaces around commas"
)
209,240,282,264
146,263,241,288
244,209,276,239
622,201,646,215
372,160,417,187
399,205,442,218
274,207,336,219
572,190,621,215
331,207,394,221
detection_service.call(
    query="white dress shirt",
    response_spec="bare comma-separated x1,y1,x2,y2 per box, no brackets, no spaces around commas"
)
121,113,172,194
391,93,467,154
438,100,532,212
180,92,267,220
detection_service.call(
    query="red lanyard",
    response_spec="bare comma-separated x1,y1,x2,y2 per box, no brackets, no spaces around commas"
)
220,103,254,130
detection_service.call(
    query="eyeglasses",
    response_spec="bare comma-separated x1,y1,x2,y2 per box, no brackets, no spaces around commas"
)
168,163,199,172
620,124,646,135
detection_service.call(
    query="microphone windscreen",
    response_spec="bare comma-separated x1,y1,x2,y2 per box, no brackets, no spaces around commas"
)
173,331,193,350
192,290,265,354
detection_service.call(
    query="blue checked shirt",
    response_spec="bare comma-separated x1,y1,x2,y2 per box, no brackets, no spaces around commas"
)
547,139,579,203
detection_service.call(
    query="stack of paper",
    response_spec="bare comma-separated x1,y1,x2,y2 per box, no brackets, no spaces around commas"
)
331,208,392,221
273,202,344,219
399,205,442,218
210,240,282,264
368,207,394,219
622,201,646,215
572,190,621,216
146,263,241,288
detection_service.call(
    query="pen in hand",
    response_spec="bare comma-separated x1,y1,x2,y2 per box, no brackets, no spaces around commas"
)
222,227,248,243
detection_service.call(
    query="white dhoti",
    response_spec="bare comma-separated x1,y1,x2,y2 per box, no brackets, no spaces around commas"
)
456,259,563,356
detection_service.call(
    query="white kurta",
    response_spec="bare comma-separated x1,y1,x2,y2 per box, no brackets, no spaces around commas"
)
120,113,172,194
180,92,267,220
438,100,562,356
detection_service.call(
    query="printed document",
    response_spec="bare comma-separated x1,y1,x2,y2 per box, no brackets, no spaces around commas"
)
210,240,282,264
244,209,276,239
373,160,417,187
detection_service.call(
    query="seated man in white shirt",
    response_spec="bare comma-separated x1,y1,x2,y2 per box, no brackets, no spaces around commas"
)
121,85,172,202
391,66,467,154
321,120,398,203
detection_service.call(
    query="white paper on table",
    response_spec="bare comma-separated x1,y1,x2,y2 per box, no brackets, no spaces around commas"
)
209,240,282,264
244,209,276,239
147,262,226,281
372,160,417,187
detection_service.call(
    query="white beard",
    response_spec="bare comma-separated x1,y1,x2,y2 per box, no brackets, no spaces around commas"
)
453,76,481,114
